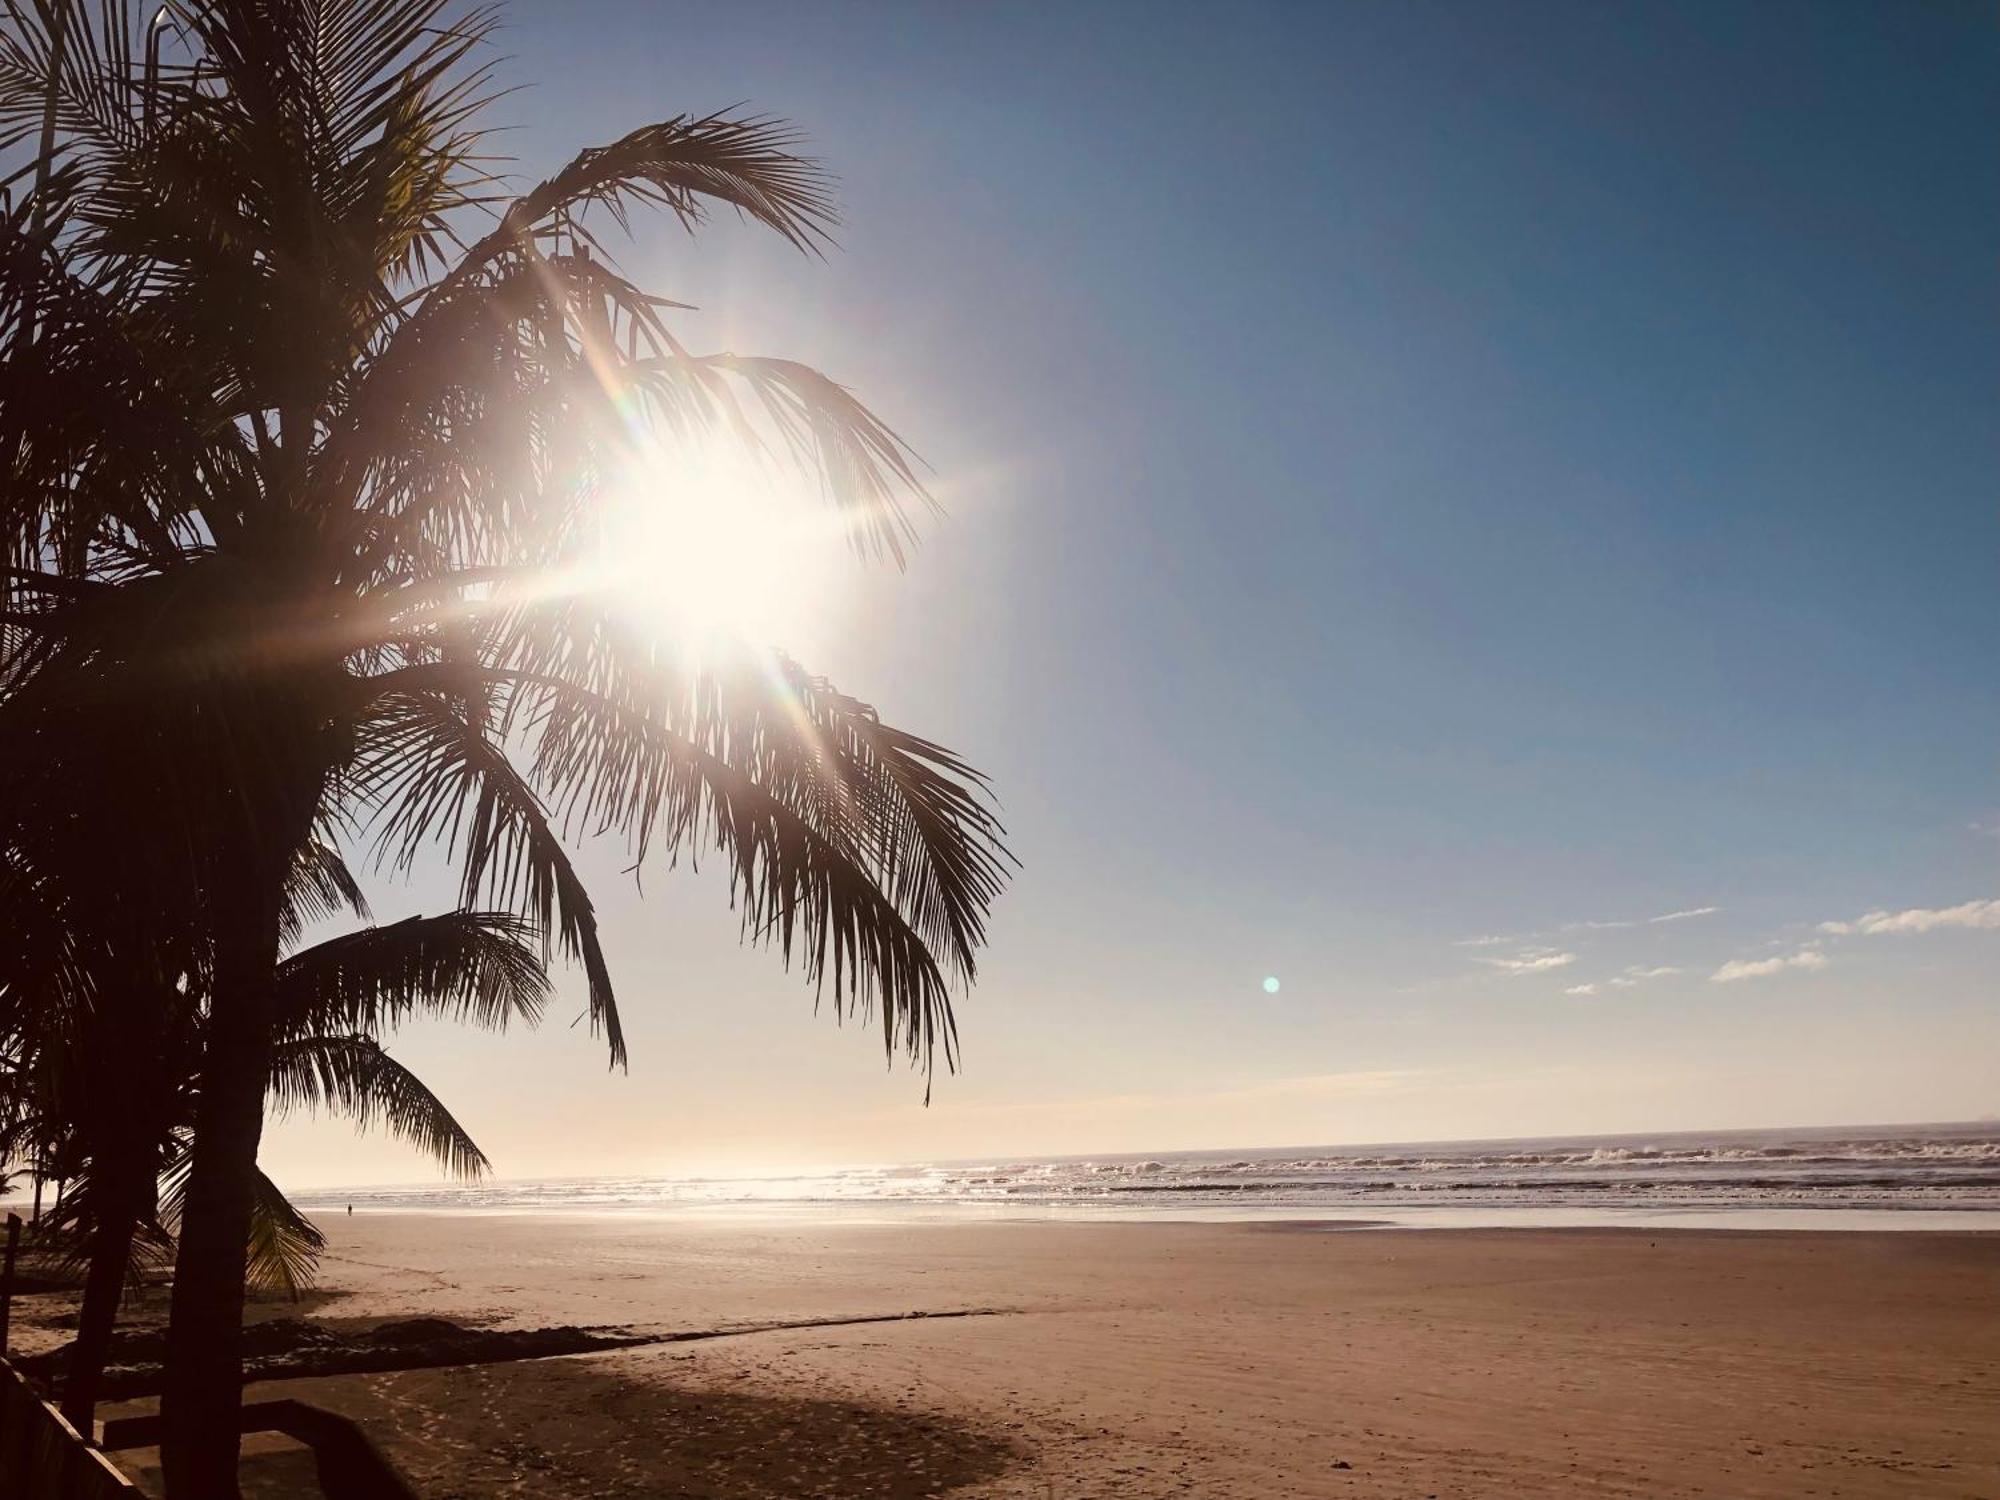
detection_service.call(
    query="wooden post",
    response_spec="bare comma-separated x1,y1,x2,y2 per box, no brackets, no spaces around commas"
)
0,1212,21,1356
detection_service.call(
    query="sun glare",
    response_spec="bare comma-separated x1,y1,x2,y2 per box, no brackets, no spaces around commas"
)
592,437,850,659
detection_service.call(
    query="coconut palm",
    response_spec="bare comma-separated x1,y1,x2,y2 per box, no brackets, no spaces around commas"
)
0,819,549,1428
0,2,1009,1492
64,908,545,1428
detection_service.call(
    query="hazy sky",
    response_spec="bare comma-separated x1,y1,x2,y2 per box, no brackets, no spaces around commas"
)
265,0,1999,1188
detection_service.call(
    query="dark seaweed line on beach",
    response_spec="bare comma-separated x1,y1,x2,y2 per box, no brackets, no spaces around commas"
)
24,1309,1019,1402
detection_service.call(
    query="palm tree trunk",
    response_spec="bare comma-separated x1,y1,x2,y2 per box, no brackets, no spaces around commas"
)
159,875,283,1499
59,1158,147,1433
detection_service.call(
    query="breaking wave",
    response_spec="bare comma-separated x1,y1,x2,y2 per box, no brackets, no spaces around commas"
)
295,1121,2000,1218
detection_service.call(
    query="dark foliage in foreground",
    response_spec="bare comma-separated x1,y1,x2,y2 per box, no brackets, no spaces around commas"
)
0,2,1010,1491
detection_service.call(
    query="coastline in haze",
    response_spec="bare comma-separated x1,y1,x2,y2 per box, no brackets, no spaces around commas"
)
294,1118,2000,1224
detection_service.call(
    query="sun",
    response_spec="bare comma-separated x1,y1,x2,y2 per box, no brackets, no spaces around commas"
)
590,436,848,658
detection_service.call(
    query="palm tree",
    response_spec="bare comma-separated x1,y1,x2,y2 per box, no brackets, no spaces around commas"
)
0,2,1010,1492
0,815,550,1428
56,907,546,1430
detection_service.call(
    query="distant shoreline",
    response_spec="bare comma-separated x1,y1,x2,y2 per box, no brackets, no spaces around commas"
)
255,1119,2000,1227
277,1200,2000,1234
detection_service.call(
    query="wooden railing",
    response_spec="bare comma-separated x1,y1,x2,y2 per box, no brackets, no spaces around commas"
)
0,1201,416,1500
0,1360,140,1499
102,1403,420,1500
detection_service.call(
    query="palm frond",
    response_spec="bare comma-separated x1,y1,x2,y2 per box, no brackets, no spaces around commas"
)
492,610,1011,985
244,1168,325,1300
683,354,931,565
155,1154,323,1296
268,1031,488,1178
37,1154,169,1288
0,213,245,565
281,837,372,948
351,672,621,1063
526,664,973,1077
753,658,1012,986
355,623,1011,1081
472,110,837,266
276,909,548,1037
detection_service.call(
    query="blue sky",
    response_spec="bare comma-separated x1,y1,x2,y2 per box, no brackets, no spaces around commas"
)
265,0,1999,1186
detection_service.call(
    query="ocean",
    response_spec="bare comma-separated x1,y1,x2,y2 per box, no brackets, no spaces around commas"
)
294,1119,2000,1230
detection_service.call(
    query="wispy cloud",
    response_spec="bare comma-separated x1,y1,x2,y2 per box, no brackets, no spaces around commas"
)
1818,898,2000,938
1479,949,1577,975
1563,982,1599,996
1606,964,1682,989
1466,906,1715,945
1650,906,1721,924
1710,949,1828,984
1970,817,2000,839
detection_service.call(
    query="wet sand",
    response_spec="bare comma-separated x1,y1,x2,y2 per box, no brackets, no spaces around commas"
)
77,1215,2000,1497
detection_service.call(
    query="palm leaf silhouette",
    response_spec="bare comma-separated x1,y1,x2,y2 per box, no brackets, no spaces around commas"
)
0,3,1010,1487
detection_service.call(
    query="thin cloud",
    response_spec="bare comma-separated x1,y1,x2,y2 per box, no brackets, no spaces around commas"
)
1818,898,2000,938
1466,908,1712,945
1480,949,1577,975
1601,964,1683,990
1710,949,1828,984
1562,983,1599,996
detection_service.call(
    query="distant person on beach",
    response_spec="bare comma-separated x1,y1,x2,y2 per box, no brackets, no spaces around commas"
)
346,1204,352,1216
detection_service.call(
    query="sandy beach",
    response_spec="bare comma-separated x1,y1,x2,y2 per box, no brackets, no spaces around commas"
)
26,1215,1987,1498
